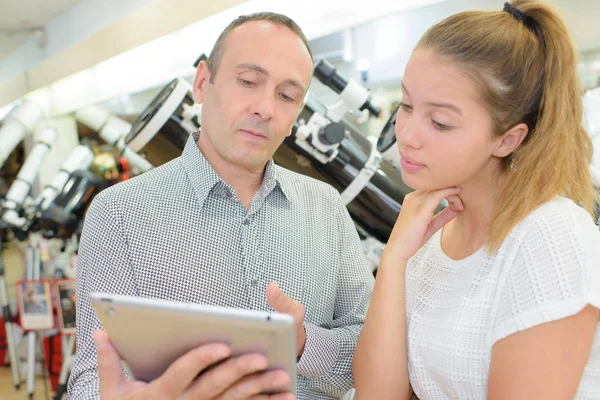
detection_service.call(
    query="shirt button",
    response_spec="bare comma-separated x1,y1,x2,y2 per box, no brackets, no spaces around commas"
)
251,278,258,286
243,218,250,225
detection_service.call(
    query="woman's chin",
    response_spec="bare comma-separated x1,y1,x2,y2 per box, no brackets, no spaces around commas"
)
400,173,452,192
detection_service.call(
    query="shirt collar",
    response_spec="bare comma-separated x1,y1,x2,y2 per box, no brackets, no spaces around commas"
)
182,132,293,209
182,132,221,210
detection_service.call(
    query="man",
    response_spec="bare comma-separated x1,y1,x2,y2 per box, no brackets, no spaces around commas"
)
68,12,374,400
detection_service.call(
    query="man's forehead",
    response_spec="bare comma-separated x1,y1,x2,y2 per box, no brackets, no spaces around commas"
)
223,45,311,82
230,19,291,38
223,21,310,61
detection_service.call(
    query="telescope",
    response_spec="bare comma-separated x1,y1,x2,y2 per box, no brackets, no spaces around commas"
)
313,58,381,121
2,127,56,228
124,78,199,167
0,102,43,168
16,145,95,233
75,105,153,175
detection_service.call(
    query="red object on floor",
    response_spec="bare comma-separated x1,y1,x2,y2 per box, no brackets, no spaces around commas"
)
43,334,63,391
0,317,7,364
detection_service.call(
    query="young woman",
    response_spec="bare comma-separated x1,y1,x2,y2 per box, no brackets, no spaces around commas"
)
353,1,600,399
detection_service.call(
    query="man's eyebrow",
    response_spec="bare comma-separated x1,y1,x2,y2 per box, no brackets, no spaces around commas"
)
236,63,306,93
235,63,268,75
283,79,306,93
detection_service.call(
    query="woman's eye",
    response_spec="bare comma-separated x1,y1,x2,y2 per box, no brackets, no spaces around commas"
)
399,103,413,113
432,120,451,131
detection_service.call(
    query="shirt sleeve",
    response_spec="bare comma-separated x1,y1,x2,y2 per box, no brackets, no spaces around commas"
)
67,192,139,400
491,203,600,344
296,191,375,398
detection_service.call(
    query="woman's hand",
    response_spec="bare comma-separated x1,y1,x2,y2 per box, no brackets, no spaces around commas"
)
383,187,464,263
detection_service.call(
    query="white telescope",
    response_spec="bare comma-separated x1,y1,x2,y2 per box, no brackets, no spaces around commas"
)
75,105,153,174
2,127,56,227
0,102,43,168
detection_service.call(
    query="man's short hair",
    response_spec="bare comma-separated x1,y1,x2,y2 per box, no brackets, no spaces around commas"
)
206,12,313,83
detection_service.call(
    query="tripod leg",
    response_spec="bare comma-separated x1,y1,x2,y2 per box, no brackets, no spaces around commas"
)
54,336,75,400
0,249,21,389
26,331,36,398
26,234,43,399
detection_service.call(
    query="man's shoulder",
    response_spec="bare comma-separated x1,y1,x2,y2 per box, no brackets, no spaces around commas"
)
94,157,185,207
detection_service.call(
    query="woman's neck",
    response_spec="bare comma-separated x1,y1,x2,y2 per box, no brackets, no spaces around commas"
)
441,168,504,260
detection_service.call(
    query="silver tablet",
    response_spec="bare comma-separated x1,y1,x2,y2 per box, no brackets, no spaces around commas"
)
90,293,297,394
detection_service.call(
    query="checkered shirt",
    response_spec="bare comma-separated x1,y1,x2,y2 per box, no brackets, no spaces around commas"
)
68,133,375,400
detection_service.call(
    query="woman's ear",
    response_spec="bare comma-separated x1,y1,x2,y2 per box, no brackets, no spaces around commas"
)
493,123,528,158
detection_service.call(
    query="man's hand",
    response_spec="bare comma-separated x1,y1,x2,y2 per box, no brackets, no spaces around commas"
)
266,282,306,359
94,330,295,400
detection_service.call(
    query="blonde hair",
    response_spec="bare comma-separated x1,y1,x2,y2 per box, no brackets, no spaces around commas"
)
417,0,596,252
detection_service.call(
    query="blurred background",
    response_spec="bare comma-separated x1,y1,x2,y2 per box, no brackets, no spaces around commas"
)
0,1,599,398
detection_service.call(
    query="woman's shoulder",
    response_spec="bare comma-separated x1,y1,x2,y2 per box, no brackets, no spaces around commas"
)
506,197,597,246
491,197,600,343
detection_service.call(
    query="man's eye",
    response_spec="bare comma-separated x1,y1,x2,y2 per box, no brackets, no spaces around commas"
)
280,93,295,102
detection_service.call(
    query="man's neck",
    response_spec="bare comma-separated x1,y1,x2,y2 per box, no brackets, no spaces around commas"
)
197,135,264,209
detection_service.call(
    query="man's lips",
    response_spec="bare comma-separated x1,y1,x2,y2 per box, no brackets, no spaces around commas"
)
240,129,267,139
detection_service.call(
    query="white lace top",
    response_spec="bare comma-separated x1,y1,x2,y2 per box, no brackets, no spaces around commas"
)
406,197,600,399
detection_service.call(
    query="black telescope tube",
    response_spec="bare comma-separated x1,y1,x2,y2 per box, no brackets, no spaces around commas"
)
313,59,381,118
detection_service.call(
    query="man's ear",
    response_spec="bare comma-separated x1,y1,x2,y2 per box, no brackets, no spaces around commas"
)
192,60,211,104
493,123,529,158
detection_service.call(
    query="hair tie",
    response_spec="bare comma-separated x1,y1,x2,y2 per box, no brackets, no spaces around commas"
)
503,2,526,23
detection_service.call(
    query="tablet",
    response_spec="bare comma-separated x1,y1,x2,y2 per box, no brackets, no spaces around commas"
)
90,293,297,394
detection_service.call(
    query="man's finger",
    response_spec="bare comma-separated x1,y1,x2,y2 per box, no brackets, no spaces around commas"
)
247,394,295,400
154,342,231,398
217,369,290,400
266,282,300,315
246,395,295,400
183,353,269,399
95,330,126,398
264,394,296,400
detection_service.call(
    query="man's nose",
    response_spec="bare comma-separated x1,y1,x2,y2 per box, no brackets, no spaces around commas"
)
250,91,275,121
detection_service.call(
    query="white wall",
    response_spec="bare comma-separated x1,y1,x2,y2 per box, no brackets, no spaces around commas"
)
0,0,155,85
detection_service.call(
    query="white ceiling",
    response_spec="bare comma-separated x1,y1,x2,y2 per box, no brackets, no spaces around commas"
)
457,0,600,53
548,0,600,53
0,0,80,58
0,0,598,71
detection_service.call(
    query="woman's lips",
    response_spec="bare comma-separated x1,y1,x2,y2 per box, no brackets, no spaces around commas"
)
400,153,426,173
